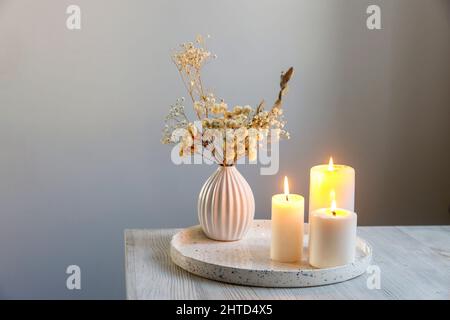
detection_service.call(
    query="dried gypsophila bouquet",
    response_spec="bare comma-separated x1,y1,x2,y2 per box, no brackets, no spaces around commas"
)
161,35,294,166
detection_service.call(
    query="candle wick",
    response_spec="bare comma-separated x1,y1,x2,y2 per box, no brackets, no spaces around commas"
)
286,194,289,201
332,210,336,216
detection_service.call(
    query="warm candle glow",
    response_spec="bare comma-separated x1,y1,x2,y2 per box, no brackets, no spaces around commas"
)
284,176,290,200
309,160,355,212
328,157,334,171
331,199,337,211
330,190,337,215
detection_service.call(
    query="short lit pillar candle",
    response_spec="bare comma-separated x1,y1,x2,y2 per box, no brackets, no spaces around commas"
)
309,195,357,268
271,177,304,263
309,157,355,213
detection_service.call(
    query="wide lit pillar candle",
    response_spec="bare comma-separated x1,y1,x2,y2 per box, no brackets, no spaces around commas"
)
309,199,357,268
309,157,355,213
271,177,304,263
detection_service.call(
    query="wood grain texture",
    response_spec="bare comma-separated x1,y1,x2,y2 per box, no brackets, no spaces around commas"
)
125,226,450,300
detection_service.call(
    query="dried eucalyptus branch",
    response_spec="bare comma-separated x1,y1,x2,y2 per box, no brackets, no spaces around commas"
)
246,67,294,142
271,67,294,111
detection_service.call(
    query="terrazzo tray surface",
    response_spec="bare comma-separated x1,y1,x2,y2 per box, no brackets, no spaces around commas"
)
170,220,372,287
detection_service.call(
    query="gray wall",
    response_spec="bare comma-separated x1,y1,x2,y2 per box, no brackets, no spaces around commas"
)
0,0,449,299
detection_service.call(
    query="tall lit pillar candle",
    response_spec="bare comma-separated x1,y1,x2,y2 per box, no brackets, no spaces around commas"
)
309,200,357,268
309,157,355,213
271,177,304,263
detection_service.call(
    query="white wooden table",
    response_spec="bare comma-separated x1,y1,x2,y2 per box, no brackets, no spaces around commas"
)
125,226,450,300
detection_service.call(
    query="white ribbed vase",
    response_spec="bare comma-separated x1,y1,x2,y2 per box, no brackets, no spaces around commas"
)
198,166,255,241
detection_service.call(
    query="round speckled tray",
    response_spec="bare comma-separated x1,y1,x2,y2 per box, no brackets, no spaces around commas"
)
170,219,372,287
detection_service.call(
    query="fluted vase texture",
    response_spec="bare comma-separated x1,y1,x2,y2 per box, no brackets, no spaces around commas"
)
198,165,255,241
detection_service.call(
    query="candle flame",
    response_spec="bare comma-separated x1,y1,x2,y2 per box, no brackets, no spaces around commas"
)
284,176,290,197
330,190,337,210
328,157,334,171
331,199,337,211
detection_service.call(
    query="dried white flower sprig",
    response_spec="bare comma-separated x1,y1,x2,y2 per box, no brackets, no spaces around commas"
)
162,35,294,166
